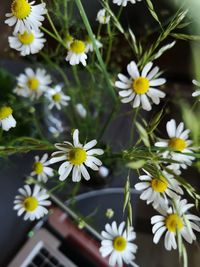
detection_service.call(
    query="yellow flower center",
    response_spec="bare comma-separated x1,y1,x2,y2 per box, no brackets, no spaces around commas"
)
23,197,38,212
151,176,168,193
68,148,87,165
113,236,127,251
52,93,61,102
33,161,44,174
168,138,187,152
165,214,184,233
0,106,13,120
27,77,40,91
132,77,149,94
18,31,34,44
11,0,31,19
70,40,86,54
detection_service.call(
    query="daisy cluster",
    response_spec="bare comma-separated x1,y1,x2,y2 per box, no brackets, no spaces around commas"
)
5,0,47,56
132,118,200,252
2,1,199,267
13,128,104,216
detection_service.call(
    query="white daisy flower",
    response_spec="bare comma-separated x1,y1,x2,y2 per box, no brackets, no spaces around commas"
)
13,184,51,221
85,36,102,53
31,153,54,183
135,169,183,209
99,221,138,267
192,79,200,99
65,39,87,66
0,106,17,131
8,29,46,56
113,0,141,7
50,129,104,182
15,68,52,100
96,9,110,24
155,119,195,170
45,85,71,110
151,198,200,250
75,103,87,118
5,0,47,34
115,61,166,111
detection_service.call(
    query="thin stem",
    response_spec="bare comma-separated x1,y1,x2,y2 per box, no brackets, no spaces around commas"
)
129,107,139,146
41,26,61,43
98,104,118,140
105,5,123,65
74,0,117,102
72,66,81,87
43,1,63,42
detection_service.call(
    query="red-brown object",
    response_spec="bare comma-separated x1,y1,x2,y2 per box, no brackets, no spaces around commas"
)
48,207,118,267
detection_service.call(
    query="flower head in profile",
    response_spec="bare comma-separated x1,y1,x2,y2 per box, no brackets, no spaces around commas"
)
100,221,137,267
50,129,104,182
45,85,71,110
5,0,47,34
14,184,51,221
151,198,200,250
31,154,54,183
0,106,16,131
135,169,183,209
113,0,141,7
65,39,87,66
192,79,200,99
15,68,52,100
85,36,102,53
8,30,46,56
96,9,110,24
155,119,195,170
115,61,166,111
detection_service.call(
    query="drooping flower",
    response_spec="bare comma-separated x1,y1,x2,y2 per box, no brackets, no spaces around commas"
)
85,36,102,53
8,30,46,56
151,198,200,250
50,129,104,182
65,39,87,66
99,221,138,267
155,119,195,170
5,0,47,34
14,184,51,221
113,0,141,7
96,9,110,24
45,85,71,110
15,68,52,100
135,169,183,209
115,61,166,111
31,154,54,183
0,106,16,131
192,79,200,99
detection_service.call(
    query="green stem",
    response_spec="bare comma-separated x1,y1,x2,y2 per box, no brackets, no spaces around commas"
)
74,0,117,102
98,104,118,140
41,26,61,43
32,112,46,140
105,5,123,65
129,108,139,146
